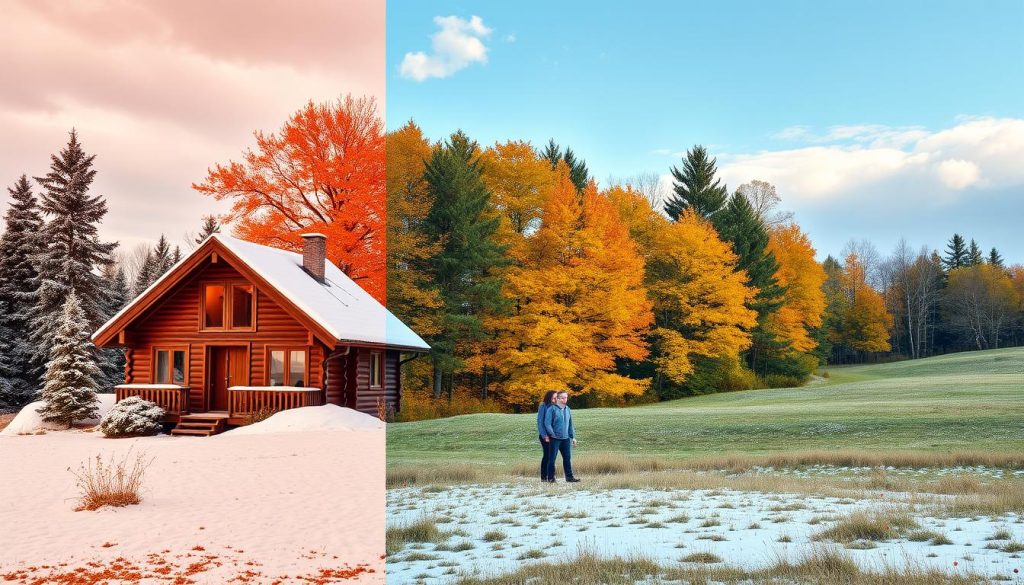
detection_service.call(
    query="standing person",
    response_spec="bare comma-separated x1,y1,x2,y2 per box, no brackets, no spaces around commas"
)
537,391,556,482
543,391,579,483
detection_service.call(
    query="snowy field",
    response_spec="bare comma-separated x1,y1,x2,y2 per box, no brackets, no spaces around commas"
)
0,399,385,584
387,480,1024,584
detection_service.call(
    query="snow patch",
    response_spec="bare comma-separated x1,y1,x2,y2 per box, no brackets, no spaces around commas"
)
1,394,115,436
220,404,384,436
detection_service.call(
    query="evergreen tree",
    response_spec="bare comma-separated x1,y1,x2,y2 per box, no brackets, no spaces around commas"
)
171,245,182,265
97,265,128,392
152,234,174,276
943,234,967,270
664,145,729,221
967,239,984,266
0,175,45,405
133,251,156,296
714,192,788,375
539,140,590,192
989,247,1004,268
36,292,100,428
30,130,116,370
196,215,221,244
421,131,508,399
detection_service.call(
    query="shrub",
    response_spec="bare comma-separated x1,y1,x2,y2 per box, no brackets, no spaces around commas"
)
99,396,164,437
69,450,152,511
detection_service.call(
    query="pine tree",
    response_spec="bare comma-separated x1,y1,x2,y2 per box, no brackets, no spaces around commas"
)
97,265,128,392
989,247,1004,268
36,292,100,428
714,192,788,375
422,131,508,399
152,234,174,277
133,251,156,296
196,215,220,244
967,239,984,266
539,140,590,192
0,175,45,406
943,234,967,271
171,245,182,265
664,145,729,221
30,130,116,370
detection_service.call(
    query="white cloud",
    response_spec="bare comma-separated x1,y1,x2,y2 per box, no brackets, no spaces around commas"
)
706,117,1024,208
400,15,492,82
936,159,981,190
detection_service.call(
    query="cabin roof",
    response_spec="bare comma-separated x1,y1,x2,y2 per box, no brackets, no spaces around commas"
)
93,234,430,351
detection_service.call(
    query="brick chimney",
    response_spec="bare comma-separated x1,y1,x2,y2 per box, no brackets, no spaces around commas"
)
300,233,327,282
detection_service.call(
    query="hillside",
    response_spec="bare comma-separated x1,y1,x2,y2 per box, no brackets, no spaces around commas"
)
387,347,1024,467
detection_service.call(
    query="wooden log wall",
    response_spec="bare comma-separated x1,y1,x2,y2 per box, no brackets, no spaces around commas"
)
126,259,325,412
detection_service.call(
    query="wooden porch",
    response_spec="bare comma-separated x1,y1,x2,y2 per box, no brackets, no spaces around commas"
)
114,384,324,430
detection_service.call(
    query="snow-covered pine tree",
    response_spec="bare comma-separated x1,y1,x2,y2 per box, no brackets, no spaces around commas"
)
36,292,100,428
30,131,117,370
0,175,45,406
0,297,18,410
97,264,128,392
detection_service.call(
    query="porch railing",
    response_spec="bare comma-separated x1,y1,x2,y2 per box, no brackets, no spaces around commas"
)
115,384,189,416
228,386,323,420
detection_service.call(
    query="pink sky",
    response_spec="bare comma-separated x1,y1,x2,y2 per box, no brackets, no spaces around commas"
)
0,0,384,257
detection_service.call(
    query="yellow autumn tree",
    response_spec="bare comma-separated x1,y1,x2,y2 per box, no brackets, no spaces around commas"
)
385,122,443,392
491,169,652,406
606,186,757,396
766,223,827,354
831,253,892,353
480,140,556,254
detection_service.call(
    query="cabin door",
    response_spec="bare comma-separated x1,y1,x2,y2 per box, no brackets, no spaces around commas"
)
209,346,247,412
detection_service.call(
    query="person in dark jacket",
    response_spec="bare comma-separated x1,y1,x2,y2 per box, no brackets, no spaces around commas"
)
537,391,557,482
543,390,579,482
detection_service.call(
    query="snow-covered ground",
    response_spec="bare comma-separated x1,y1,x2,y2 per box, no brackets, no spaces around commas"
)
387,482,1024,584
0,401,385,584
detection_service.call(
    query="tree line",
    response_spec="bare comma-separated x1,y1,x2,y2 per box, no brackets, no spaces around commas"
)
2,96,1020,417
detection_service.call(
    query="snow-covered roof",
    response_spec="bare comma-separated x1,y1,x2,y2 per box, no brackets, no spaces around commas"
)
93,234,430,351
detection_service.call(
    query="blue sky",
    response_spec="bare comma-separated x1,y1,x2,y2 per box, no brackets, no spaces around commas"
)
387,1,1024,263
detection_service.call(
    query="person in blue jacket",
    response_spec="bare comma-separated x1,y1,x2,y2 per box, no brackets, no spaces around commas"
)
543,390,579,483
536,390,557,482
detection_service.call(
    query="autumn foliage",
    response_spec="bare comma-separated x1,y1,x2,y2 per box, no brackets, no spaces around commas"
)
194,96,386,302
491,169,653,406
766,224,827,354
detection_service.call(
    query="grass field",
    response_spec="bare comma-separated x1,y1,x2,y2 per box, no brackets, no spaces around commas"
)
387,347,1024,470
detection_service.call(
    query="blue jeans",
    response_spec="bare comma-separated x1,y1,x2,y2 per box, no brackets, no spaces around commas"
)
539,435,553,480
546,438,574,480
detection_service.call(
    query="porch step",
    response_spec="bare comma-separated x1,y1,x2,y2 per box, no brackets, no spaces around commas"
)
170,414,228,437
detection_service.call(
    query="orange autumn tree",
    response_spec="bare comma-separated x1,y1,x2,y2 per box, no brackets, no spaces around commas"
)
491,168,652,406
480,140,556,252
765,223,827,355
607,186,757,396
194,95,386,302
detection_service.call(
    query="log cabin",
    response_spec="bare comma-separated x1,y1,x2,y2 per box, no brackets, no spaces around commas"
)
92,233,429,436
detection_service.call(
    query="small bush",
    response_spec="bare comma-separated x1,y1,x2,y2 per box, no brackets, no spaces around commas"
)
69,450,152,511
246,405,277,425
99,396,164,438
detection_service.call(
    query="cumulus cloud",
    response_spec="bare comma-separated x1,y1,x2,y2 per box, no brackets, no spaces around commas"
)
710,117,1024,208
400,15,493,82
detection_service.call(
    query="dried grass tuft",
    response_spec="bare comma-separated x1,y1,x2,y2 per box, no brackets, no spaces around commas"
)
69,450,152,511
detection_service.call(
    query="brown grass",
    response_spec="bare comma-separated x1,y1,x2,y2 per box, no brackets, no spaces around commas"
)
453,546,985,585
69,450,152,511
0,412,15,432
387,464,487,487
386,517,448,555
813,508,919,543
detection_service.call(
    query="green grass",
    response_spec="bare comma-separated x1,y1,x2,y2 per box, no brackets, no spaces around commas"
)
388,348,1024,469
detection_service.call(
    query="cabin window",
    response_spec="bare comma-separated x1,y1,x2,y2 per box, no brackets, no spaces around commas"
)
268,348,307,387
203,284,224,328
201,281,256,331
154,348,187,385
231,284,254,328
370,352,382,388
